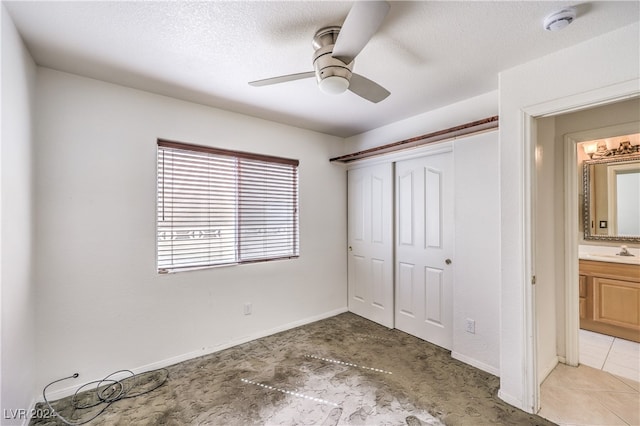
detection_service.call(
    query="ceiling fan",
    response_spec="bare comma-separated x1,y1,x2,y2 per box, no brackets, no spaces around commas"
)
249,1,391,103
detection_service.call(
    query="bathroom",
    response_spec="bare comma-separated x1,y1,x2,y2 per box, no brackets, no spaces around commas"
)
577,131,639,373
534,98,639,425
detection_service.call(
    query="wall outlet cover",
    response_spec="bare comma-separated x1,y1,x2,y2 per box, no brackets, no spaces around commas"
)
465,318,475,334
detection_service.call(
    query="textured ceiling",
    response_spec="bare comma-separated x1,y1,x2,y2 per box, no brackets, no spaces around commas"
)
5,1,640,137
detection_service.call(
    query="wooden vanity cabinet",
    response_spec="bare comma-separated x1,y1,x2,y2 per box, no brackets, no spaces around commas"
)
579,259,640,343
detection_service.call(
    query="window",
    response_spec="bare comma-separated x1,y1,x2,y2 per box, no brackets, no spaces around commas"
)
157,139,299,273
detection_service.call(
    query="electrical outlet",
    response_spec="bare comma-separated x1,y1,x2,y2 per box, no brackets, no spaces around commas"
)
244,303,252,315
465,318,475,334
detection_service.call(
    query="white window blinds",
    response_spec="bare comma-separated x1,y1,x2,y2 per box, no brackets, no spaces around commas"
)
157,140,299,273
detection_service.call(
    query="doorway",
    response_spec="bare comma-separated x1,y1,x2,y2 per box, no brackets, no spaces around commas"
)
533,99,640,423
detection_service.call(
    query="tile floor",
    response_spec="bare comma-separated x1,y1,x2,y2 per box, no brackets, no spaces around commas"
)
578,329,640,383
539,330,640,426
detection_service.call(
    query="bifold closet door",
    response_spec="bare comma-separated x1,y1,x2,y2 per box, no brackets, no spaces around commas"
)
347,163,394,328
395,152,454,350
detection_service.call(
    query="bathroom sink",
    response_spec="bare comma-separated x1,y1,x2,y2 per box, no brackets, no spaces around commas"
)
580,253,640,265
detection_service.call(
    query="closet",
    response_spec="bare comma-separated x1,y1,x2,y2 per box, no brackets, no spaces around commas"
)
347,146,454,350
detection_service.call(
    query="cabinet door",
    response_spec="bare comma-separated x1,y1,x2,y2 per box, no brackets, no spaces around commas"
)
579,275,587,320
593,277,640,331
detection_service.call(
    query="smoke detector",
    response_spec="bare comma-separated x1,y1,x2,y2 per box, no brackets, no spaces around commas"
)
543,7,577,31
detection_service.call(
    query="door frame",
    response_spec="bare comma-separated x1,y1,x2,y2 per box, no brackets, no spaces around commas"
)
523,80,639,413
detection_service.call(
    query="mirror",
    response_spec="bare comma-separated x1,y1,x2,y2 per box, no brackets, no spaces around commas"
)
583,147,640,242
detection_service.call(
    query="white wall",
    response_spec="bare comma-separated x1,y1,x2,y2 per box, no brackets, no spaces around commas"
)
344,91,498,154
451,130,501,375
499,22,640,412
1,5,37,424
344,92,502,376
33,68,347,398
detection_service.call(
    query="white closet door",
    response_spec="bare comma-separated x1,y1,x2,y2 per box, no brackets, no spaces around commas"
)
395,152,454,349
347,163,394,328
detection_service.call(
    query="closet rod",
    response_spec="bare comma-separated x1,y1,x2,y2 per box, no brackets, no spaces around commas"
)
330,115,499,163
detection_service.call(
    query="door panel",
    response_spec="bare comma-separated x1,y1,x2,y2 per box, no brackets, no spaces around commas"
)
425,267,444,325
398,171,414,246
425,168,442,248
371,176,385,243
347,163,394,328
395,152,454,350
398,262,415,317
352,254,366,302
371,259,386,308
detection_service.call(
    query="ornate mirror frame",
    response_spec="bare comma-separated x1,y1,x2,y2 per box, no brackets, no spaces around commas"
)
583,152,640,243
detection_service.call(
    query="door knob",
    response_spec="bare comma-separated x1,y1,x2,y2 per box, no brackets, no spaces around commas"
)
445,259,452,265
348,246,353,251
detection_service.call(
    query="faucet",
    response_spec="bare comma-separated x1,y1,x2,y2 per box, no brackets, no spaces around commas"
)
617,245,635,256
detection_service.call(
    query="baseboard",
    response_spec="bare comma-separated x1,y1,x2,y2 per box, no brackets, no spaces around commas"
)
538,356,559,384
497,389,524,412
451,351,500,377
21,397,37,426
41,307,348,402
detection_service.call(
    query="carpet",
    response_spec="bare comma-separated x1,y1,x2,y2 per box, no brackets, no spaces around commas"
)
31,313,555,425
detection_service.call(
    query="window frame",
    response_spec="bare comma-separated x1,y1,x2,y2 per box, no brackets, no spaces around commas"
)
156,139,300,273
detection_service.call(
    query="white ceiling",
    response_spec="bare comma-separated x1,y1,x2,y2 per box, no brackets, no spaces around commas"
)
4,1,640,137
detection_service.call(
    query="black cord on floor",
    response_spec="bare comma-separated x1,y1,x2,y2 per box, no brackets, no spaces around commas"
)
42,368,169,425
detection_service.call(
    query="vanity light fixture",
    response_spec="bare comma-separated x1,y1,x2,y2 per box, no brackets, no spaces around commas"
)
584,140,640,160
583,143,597,159
543,7,577,31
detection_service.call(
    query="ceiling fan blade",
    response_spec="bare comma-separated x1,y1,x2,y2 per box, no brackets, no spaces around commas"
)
348,73,390,103
249,71,315,87
332,1,390,65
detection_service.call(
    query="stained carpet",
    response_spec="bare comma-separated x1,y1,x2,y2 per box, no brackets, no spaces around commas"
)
31,313,555,425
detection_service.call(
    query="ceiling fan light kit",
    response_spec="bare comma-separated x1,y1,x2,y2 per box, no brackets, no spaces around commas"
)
313,28,353,95
543,7,577,31
318,75,351,95
248,1,391,103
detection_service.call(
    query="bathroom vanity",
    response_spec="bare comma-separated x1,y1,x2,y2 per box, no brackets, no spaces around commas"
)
579,258,640,343
578,139,639,342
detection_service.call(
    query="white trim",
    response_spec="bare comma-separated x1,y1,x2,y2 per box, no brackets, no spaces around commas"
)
347,126,496,169
498,389,524,409
564,133,580,367
39,307,348,402
346,127,498,170
522,112,537,413
22,397,38,426
345,140,455,170
525,79,640,118
451,352,500,376
564,121,640,143
538,356,559,386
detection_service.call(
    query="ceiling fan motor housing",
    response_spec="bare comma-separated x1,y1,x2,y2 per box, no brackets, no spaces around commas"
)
313,45,353,80
312,27,353,94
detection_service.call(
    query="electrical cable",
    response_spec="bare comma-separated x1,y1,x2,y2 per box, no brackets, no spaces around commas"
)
42,368,169,425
